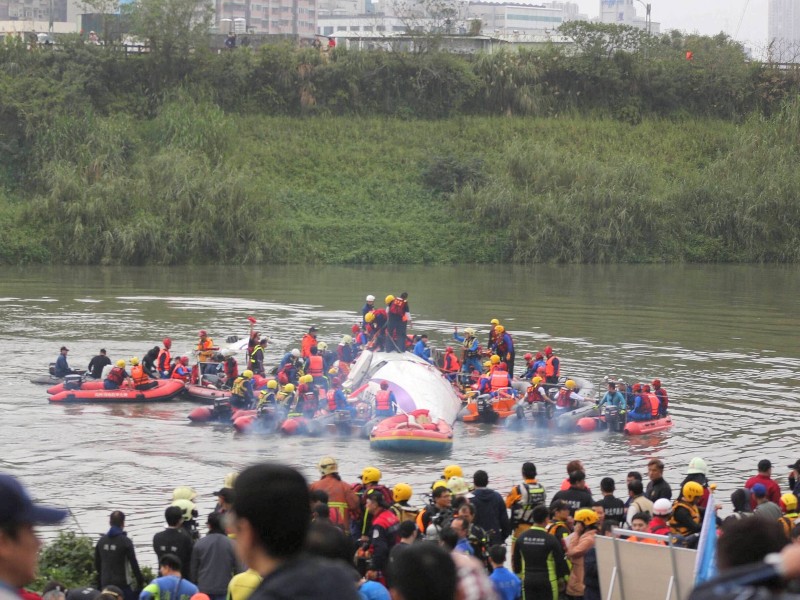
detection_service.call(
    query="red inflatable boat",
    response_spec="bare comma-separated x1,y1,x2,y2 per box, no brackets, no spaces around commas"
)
624,415,673,435
184,384,232,405
48,379,185,403
369,409,453,453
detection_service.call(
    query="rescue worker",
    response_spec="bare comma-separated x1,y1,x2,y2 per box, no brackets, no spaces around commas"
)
520,353,535,380
361,295,376,326
157,338,172,378
365,308,388,351
353,467,394,541
300,326,318,358
489,363,512,395
338,335,355,364
492,325,515,376
565,509,599,599
222,351,238,388
416,485,454,535
457,503,490,569
230,370,255,409
326,377,350,414
520,376,555,419
141,347,159,378
413,334,434,364
649,498,673,536
309,457,360,531
54,346,78,378
257,379,279,408
556,379,585,410
278,348,302,384
628,384,659,421
171,356,191,381
442,347,461,382
305,346,326,389
390,483,420,523
276,383,296,410
104,359,132,390
547,501,572,552
374,380,397,418
196,330,218,374
487,318,501,349
316,341,335,374
513,505,569,600
652,379,669,416
130,357,157,391
506,462,546,558
248,338,267,377
779,493,800,540
453,327,482,384
543,346,559,385
598,380,626,411
532,352,546,379
669,481,703,537
386,293,410,352
88,348,112,380
364,490,399,584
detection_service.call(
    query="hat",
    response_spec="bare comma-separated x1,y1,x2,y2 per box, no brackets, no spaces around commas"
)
100,587,123,600
60,346,69,351
308,326,318,332
446,476,473,498
752,483,767,498
788,460,800,471
758,459,772,472
213,487,235,502
66,588,100,600
0,473,67,526
686,457,708,476
42,582,67,597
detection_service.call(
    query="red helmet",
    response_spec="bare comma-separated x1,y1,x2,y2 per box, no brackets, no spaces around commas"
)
180,356,189,365
199,330,207,337
332,377,341,386
544,346,553,355
652,379,661,388
163,337,172,348
445,346,453,353
523,353,533,361
380,380,389,389
535,352,543,359
278,372,289,385
351,324,360,334
498,362,507,371
632,383,642,392
643,384,651,392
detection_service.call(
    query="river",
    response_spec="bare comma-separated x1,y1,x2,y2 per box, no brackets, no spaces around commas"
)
1,264,798,559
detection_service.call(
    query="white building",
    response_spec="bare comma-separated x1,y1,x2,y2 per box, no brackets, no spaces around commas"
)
598,0,659,33
318,0,586,37
768,0,800,61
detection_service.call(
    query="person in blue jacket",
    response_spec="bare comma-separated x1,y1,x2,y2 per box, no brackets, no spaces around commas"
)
139,554,198,600
453,327,482,383
597,380,626,411
413,335,434,364
488,545,521,600
54,346,78,378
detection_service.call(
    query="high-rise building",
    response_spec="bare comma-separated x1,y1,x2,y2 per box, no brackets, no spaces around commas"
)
768,0,800,58
598,0,659,33
215,0,315,35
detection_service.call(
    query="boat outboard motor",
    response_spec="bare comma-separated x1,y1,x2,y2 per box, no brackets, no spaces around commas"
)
604,407,625,433
335,409,352,435
476,394,499,424
64,374,82,390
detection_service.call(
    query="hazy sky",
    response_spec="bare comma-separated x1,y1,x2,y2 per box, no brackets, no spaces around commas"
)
573,0,768,50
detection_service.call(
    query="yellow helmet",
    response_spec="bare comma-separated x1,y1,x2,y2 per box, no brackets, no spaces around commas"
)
393,483,413,503
463,327,476,336
490,355,501,365
532,376,543,386
243,369,253,379
443,465,463,480
115,359,126,368
682,481,704,502
431,479,448,491
361,467,382,484
223,472,238,488
302,374,313,384
171,498,196,521
318,456,339,476
130,357,139,366
343,335,352,344
490,318,500,326
365,312,375,323
267,379,278,389
483,361,492,369
495,325,504,334
565,379,576,390
781,493,798,512
172,486,197,501
284,383,295,393
385,295,395,305
574,508,599,527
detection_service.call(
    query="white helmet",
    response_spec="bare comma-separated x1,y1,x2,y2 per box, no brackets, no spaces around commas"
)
318,342,328,351
291,348,300,358
653,498,672,516
366,295,375,302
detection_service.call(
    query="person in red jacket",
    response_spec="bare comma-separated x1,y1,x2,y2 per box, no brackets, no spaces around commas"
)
364,490,399,584
744,459,781,510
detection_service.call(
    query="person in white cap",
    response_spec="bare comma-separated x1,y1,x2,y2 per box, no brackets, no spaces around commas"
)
361,295,375,326
0,474,67,600
453,326,481,383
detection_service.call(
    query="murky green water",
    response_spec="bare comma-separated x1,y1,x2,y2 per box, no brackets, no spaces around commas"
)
1,264,798,557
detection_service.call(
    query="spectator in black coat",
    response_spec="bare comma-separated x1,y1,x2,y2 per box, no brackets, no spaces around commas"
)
470,470,511,546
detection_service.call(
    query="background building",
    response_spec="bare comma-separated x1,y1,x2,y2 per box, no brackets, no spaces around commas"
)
598,0,659,33
768,0,800,61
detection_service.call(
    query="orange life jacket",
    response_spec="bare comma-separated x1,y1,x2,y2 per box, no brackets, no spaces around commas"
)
644,392,659,416
197,338,214,361
307,355,324,377
375,390,391,411
157,348,171,372
389,298,406,316
556,387,572,408
443,353,460,372
327,389,337,412
131,365,149,386
526,386,546,403
107,366,125,385
490,371,509,391
545,355,559,378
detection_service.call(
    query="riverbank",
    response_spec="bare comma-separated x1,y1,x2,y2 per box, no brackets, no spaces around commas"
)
2,107,800,265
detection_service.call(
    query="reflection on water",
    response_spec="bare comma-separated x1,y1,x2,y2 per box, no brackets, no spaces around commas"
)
1,264,799,553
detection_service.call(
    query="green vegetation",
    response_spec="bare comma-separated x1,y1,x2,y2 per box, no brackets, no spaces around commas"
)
1,23,799,264
34,532,95,590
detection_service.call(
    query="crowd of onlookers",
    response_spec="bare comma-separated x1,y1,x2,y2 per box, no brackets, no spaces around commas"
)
4,454,800,600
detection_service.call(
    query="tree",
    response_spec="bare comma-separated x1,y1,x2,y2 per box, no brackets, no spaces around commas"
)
127,0,213,65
